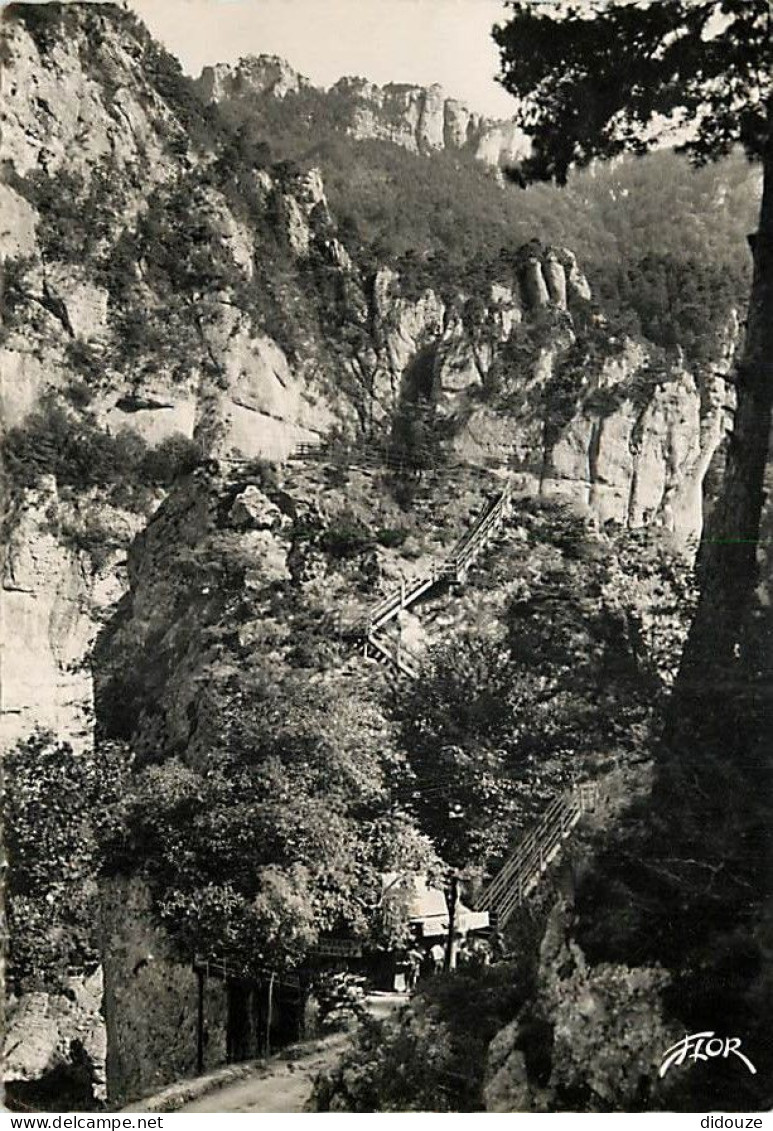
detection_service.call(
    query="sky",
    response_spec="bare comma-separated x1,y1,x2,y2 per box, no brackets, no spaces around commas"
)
127,0,518,118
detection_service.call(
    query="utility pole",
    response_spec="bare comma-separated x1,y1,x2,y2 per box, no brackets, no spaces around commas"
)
265,972,275,1057
444,874,459,971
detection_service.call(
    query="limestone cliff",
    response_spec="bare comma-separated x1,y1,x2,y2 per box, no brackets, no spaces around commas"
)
194,56,530,168
0,3,738,774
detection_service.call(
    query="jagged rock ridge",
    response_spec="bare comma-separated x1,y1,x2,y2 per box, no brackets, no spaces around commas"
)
0,3,737,764
194,54,531,168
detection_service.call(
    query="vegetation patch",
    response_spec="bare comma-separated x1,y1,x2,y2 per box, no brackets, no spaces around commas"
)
314,963,530,1111
2,397,203,503
4,732,128,992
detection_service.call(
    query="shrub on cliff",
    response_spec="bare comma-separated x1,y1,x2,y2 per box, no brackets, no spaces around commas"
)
9,164,127,263
6,2,66,54
1,398,203,500
138,434,204,486
0,255,35,344
2,399,133,490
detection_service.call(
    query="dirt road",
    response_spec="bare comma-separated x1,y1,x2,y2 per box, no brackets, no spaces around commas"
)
180,1035,349,1113
179,993,405,1114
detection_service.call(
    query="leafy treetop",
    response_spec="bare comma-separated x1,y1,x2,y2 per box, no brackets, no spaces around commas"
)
494,0,771,184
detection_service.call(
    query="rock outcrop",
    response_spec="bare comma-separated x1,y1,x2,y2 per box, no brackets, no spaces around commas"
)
4,969,108,1108
0,4,748,1111
197,54,310,103
0,7,183,181
193,55,530,168
483,899,679,1111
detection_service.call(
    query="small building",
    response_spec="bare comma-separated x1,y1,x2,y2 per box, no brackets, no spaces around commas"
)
381,873,489,986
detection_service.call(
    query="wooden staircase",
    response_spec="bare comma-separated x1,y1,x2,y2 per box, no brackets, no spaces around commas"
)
478,782,600,928
360,479,513,677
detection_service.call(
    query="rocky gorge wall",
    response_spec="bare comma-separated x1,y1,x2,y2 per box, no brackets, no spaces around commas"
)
100,879,228,1107
0,4,741,1106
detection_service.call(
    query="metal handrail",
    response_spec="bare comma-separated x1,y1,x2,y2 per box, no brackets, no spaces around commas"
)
360,482,511,640
366,632,419,679
479,782,599,923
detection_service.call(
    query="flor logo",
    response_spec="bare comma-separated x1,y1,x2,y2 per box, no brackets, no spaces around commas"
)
659,1032,757,1078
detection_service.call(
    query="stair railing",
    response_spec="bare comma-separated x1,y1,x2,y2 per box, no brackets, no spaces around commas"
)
479,781,599,927
358,481,512,663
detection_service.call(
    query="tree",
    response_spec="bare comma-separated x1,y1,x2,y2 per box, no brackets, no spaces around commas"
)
494,4,773,1106
105,674,437,973
494,0,772,687
3,733,128,992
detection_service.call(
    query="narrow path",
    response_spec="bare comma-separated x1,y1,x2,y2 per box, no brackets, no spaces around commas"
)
179,993,405,1114
179,1035,348,1113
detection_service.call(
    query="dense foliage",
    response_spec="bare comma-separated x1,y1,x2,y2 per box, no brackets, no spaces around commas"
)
91,476,446,970
314,963,530,1111
591,253,747,364
210,60,759,271
4,734,127,992
103,673,438,972
2,398,203,502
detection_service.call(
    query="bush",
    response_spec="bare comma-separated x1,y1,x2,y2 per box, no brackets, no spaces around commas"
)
3,399,115,489
320,512,373,558
229,457,279,493
10,165,126,263
285,628,337,670
63,381,95,409
1,398,203,501
58,516,122,572
1,255,33,341
314,964,529,1111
